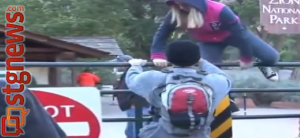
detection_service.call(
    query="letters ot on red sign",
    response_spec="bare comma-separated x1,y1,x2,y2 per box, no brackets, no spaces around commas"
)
33,91,101,138
259,0,300,34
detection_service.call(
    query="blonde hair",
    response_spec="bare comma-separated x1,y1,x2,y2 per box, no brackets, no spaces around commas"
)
170,6,204,28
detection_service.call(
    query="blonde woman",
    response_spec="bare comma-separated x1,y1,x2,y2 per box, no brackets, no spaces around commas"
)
151,0,279,82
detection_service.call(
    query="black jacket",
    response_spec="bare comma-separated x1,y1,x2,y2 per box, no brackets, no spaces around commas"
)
114,69,149,111
0,79,66,138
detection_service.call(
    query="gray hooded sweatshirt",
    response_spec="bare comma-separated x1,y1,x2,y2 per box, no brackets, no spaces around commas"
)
125,60,232,138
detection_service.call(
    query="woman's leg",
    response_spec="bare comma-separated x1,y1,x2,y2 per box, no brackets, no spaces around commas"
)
226,30,279,81
125,107,150,138
125,108,135,138
198,42,239,112
198,42,226,64
250,33,279,81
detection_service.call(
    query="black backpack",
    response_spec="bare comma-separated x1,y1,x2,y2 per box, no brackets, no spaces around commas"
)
113,69,149,111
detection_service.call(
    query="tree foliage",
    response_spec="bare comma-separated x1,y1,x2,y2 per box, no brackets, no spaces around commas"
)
1,0,300,84
1,0,299,59
0,0,168,58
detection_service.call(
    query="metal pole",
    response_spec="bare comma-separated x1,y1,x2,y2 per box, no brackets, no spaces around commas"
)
101,113,300,122
100,88,300,94
134,106,143,138
243,93,247,115
3,62,300,67
229,88,300,93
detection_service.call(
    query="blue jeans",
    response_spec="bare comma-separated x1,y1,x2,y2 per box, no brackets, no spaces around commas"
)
125,107,149,138
199,30,279,65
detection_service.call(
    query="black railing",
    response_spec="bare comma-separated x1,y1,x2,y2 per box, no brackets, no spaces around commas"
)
4,61,300,137
101,88,300,137
3,61,300,67
101,89,300,120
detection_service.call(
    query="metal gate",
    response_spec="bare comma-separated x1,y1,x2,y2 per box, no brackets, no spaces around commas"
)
3,61,300,138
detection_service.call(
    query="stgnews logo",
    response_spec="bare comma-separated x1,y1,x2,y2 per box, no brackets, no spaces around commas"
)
1,5,32,137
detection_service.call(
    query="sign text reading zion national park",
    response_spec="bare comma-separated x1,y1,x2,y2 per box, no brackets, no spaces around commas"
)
260,0,300,34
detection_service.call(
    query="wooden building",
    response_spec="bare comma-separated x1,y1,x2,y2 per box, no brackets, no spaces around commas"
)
0,24,123,87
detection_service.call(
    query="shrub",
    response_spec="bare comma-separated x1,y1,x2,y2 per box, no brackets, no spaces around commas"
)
225,69,300,105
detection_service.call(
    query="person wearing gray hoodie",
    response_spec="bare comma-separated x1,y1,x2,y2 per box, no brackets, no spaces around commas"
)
125,40,232,138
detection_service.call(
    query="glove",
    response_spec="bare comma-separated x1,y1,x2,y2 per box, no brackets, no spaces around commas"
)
152,59,168,67
128,59,147,66
239,60,253,70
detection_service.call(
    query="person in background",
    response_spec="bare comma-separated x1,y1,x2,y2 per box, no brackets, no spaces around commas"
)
0,79,66,138
77,69,101,86
110,55,150,138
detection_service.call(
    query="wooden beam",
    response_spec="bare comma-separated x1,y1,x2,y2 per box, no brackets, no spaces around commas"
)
0,47,61,53
0,37,5,44
0,53,55,61
0,24,108,58
25,53,55,60
56,52,76,60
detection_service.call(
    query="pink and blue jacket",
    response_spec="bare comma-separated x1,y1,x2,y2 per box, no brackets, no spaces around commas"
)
151,0,253,60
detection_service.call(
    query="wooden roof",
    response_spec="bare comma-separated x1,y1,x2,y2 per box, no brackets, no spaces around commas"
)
0,24,112,58
57,36,123,55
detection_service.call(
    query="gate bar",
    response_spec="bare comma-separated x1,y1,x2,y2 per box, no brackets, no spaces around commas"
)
2,62,300,67
102,114,300,122
100,88,300,94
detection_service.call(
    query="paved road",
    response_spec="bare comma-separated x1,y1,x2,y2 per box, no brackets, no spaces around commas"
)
100,96,300,138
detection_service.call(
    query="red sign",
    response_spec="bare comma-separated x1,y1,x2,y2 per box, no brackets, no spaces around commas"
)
32,90,101,138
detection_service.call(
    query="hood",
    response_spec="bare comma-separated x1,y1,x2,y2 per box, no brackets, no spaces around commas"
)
166,0,208,14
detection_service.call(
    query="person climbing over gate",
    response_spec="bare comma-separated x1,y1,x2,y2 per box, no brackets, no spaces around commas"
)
125,40,232,138
150,0,280,81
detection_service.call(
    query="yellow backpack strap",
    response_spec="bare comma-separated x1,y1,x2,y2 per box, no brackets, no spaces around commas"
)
211,95,233,138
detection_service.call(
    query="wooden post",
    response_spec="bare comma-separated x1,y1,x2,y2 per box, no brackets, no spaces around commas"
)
55,52,76,86
71,58,79,86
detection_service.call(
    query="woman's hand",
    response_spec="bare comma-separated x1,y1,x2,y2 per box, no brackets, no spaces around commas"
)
128,59,147,66
152,59,168,67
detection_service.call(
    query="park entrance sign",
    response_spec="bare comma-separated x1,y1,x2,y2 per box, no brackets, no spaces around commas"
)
259,0,300,34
